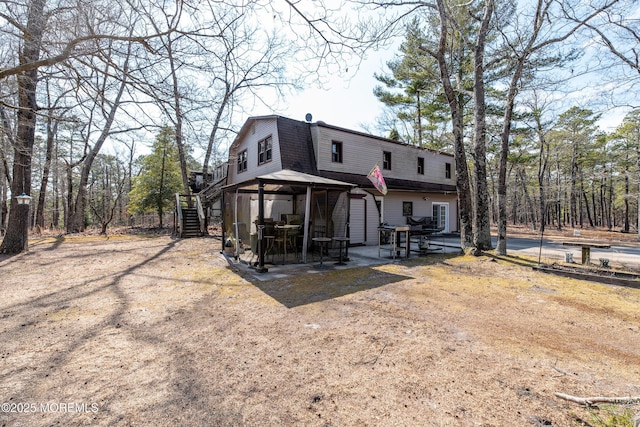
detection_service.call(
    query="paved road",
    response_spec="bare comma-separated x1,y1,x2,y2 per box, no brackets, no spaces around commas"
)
430,234,640,270
498,236,640,269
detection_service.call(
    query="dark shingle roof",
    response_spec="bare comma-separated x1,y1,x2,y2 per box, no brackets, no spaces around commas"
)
276,117,317,175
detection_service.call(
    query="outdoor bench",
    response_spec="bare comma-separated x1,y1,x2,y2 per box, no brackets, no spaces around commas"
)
562,241,611,265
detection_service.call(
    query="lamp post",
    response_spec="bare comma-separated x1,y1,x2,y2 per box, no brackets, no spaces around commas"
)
15,193,32,251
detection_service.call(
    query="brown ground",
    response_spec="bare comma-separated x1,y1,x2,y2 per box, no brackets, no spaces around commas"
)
1,230,639,426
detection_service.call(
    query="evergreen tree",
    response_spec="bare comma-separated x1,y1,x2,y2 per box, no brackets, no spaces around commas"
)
611,109,640,237
549,107,601,229
128,127,182,228
373,18,450,149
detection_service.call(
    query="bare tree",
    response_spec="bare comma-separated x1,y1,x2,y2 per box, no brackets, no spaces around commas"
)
470,0,494,250
87,154,128,234
0,0,46,253
199,1,296,181
432,0,475,250
0,0,179,251
67,38,133,233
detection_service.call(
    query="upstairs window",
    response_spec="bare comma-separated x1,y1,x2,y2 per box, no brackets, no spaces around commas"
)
332,141,343,163
258,136,272,165
383,151,392,170
237,150,248,173
417,157,424,175
445,162,451,179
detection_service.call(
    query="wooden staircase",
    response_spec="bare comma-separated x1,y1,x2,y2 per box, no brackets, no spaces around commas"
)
181,208,203,238
175,194,206,238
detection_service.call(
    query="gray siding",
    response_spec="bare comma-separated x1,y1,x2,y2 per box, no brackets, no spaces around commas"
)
312,124,455,187
225,116,459,244
227,118,281,184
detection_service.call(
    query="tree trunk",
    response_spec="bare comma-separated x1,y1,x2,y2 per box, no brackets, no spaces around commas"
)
158,146,166,228
600,178,606,228
471,0,494,251
69,48,130,233
582,190,594,227
36,114,57,229
202,89,231,181
607,169,613,230
624,166,630,232
434,0,473,250
518,167,536,229
166,36,191,198
0,126,9,232
0,171,6,233
578,170,584,227
556,157,562,230
570,153,578,228
637,148,640,241
536,119,548,233
0,0,46,253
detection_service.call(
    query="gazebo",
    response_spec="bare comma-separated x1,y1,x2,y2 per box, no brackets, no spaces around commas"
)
221,169,356,272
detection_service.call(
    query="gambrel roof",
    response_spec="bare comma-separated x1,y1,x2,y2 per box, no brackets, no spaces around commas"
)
225,115,457,194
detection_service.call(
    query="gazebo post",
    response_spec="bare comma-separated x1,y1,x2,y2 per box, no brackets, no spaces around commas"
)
345,189,351,260
220,190,226,253
256,179,268,273
302,185,312,263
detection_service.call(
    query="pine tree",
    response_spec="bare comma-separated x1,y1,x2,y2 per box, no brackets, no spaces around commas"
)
373,18,450,149
128,127,182,228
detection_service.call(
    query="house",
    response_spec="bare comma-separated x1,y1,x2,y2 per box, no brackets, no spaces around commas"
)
215,115,457,268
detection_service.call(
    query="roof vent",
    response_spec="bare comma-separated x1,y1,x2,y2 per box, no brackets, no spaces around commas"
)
305,113,312,122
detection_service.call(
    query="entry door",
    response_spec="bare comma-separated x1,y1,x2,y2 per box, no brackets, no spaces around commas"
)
432,203,449,233
349,198,366,245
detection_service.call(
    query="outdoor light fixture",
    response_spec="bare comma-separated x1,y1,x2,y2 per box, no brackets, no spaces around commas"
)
16,193,32,205
14,193,32,252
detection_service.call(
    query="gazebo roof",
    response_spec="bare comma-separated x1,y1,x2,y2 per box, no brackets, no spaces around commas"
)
223,169,356,194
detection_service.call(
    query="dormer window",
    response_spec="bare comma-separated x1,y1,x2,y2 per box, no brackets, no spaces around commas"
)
417,157,424,175
258,136,272,165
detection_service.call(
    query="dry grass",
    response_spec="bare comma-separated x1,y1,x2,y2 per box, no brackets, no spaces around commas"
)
1,234,639,426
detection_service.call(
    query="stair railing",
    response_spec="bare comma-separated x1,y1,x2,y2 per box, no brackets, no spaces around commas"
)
175,193,183,237
196,194,206,235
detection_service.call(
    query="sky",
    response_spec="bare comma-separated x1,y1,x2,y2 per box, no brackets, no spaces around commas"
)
252,46,630,138
253,49,394,134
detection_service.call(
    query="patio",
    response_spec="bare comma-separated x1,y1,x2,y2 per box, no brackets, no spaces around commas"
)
224,233,464,281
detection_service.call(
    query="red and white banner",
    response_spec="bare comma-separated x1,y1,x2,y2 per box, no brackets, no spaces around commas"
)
367,163,388,195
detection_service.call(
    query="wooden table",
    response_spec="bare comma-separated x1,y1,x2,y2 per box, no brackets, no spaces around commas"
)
562,241,611,265
378,226,410,259
275,224,301,263
332,237,350,265
312,237,332,267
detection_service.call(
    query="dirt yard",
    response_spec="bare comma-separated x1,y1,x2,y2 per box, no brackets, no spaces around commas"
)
1,232,639,426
